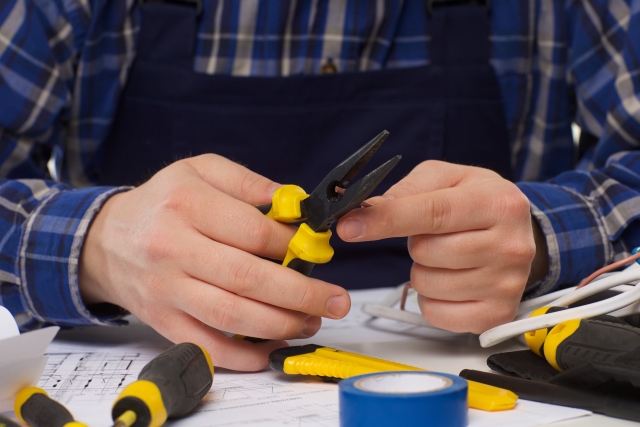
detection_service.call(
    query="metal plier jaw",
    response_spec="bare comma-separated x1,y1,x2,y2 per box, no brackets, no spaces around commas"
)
260,130,401,275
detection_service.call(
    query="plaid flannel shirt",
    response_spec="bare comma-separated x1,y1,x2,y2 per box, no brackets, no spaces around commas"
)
1,0,640,330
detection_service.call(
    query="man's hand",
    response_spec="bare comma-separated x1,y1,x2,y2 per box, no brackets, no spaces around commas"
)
337,161,540,333
79,154,350,371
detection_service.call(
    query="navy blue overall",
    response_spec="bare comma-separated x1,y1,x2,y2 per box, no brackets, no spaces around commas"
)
100,2,511,290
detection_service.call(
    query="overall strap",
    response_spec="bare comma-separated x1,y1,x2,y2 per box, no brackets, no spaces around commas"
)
429,1,492,66
136,0,201,69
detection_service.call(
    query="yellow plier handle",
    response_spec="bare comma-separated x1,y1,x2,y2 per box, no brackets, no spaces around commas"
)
258,185,334,276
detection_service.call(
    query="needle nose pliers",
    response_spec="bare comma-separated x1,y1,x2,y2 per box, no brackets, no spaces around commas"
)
258,130,401,276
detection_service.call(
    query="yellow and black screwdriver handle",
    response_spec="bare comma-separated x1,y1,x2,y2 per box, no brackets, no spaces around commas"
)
257,185,334,276
0,415,22,427
14,387,88,427
525,306,636,371
112,342,214,427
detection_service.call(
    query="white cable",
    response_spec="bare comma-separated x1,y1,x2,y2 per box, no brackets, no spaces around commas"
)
516,270,625,317
479,267,640,347
361,303,438,328
550,265,640,308
516,286,576,317
514,284,637,321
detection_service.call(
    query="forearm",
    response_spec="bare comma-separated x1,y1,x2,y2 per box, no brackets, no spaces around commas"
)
0,179,130,330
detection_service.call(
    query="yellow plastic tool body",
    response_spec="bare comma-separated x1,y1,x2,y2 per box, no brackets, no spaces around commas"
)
115,380,168,427
524,306,554,356
283,347,517,411
263,184,334,268
264,185,309,222
282,223,334,267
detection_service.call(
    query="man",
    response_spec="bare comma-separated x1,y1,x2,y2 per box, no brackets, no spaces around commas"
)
1,0,639,371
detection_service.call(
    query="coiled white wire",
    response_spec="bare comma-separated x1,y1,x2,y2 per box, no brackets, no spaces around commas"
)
479,263,640,347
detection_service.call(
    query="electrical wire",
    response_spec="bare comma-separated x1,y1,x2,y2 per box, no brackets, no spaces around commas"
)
363,257,640,346
479,266,640,347
575,252,640,289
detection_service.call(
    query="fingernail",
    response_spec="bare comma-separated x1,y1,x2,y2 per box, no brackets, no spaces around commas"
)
302,316,322,337
327,294,350,318
341,218,365,240
267,183,282,196
383,194,395,200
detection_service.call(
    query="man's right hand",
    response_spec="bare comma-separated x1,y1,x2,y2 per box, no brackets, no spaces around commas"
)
78,154,351,371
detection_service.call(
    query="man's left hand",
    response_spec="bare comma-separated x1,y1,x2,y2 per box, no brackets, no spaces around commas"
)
337,160,539,333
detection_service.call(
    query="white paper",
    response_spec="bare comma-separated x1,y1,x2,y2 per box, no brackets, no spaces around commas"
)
0,326,59,412
0,306,18,341
0,327,59,364
0,356,48,412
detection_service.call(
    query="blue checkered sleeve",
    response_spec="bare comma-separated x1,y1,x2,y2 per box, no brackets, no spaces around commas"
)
519,2,640,297
0,0,129,329
0,180,129,330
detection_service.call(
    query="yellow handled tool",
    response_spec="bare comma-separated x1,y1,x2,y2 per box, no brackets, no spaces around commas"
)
524,306,630,364
269,344,517,411
14,387,88,427
256,130,400,276
525,311,640,372
111,342,214,427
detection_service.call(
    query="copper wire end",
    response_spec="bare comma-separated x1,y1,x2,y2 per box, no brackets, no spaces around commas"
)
400,282,412,311
334,186,373,207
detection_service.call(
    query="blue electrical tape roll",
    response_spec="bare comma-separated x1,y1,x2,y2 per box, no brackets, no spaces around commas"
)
339,371,468,427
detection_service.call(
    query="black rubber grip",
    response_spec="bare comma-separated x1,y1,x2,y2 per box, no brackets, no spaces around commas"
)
139,343,213,418
556,319,640,371
460,369,640,422
268,345,323,372
21,393,74,427
0,415,23,427
286,258,315,276
256,203,272,215
533,306,625,356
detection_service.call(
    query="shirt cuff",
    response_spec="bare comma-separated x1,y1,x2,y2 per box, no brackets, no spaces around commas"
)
517,181,611,297
19,186,132,326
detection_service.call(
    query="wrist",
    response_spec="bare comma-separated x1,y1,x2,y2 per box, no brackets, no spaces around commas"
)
79,191,127,306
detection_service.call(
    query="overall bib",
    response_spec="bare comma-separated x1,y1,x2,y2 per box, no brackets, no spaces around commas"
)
100,1,511,290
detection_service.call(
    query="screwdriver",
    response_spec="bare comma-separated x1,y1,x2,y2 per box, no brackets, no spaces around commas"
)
0,415,24,427
543,317,640,371
14,387,88,427
111,342,214,427
524,305,627,357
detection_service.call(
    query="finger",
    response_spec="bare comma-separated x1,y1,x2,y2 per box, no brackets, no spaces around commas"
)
384,160,499,198
178,174,296,259
338,184,506,241
181,234,351,319
184,154,280,205
145,308,288,371
407,231,498,269
409,263,525,302
417,295,518,334
171,276,323,340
